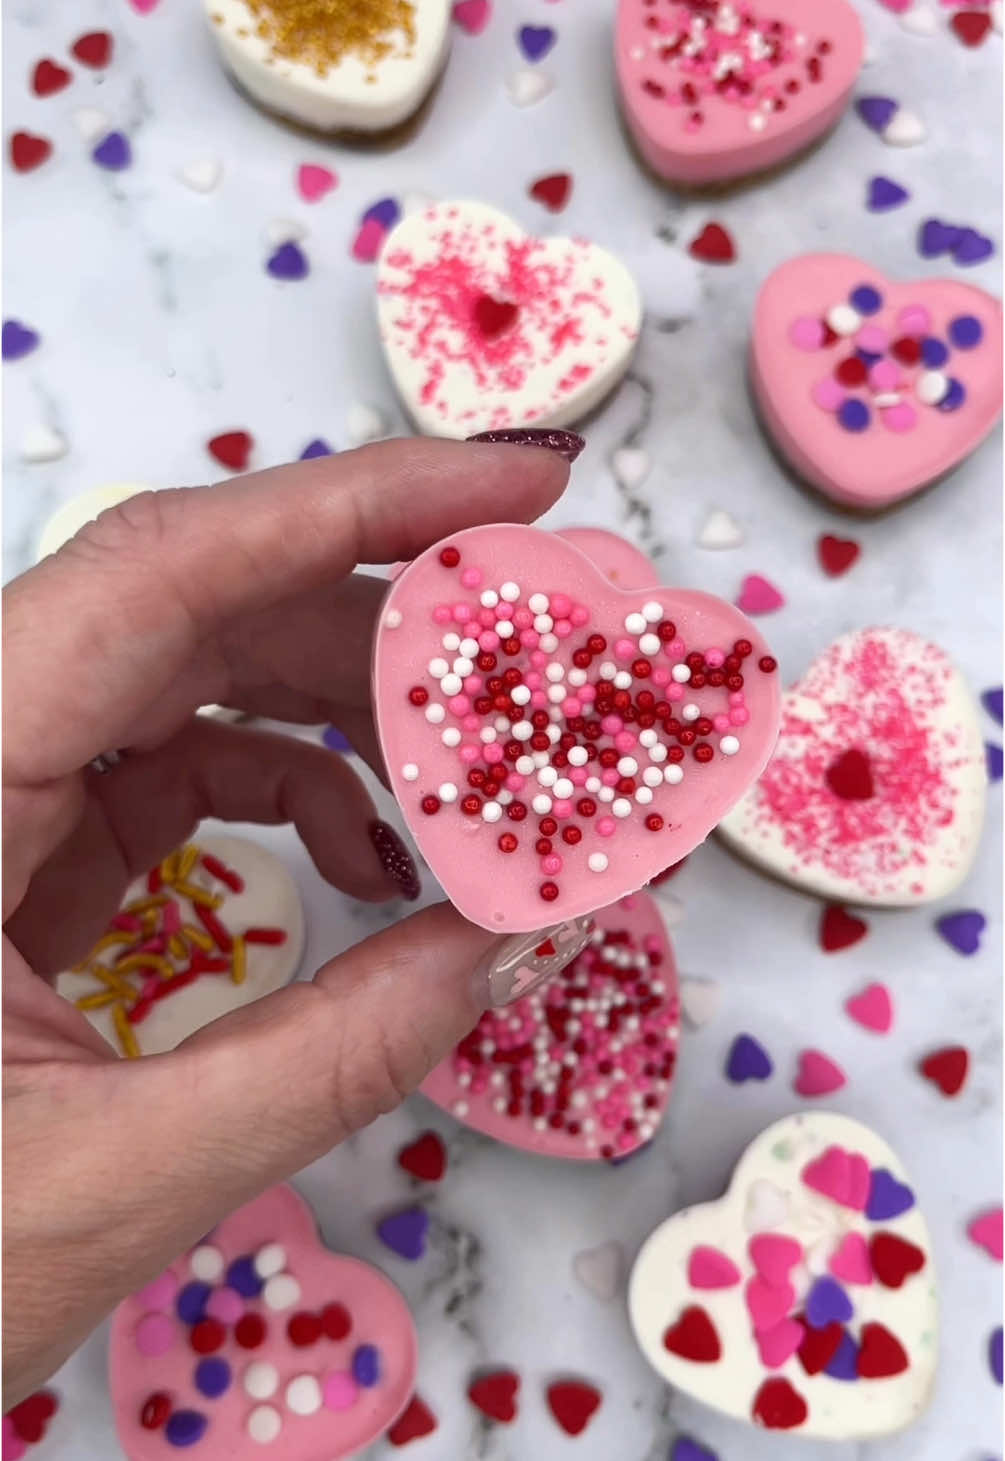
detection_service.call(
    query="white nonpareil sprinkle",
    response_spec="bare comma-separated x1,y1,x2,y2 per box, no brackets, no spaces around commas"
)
480,589,499,608
424,704,445,724
511,685,531,705
190,1245,225,1282
585,776,601,793
534,614,554,633
438,782,458,803
599,661,617,679
516,755,535,774
568,746,589,766
639,633,661,656
648,744,668,763
643,766,663,788
384,609,402,630
539,633,559,653
617,756,639,777
243,1363,279,1399
479,727,497,743
642,600,664,622
538,766,558,787
598,786,615,803
496,621,514,637
588,852,608,873
442,632,460,651
639,728,658,748
917,370,948,406
499,581,520,601
460,637,479,657
428,657,449,677
528,593,549,614
624,612,647,635
532,794,553,815
682,703,700,722
453,657,474,676
440,673,462,696
252,1243,286,1279
481,802,502,822
548,685,566,704
263,1274,300,1311
402,763,419,781
672,664,691,683
720,735,741,755
553,778,574,799
614,671,632,690
546,662,565,682
826,303,861,336
665,764,684,785
286,1376,322,1417
513,722,533,741
635,786,653,805
612,798,632,818
567,668,587,687
442,728,461,747
247,1405,282,1442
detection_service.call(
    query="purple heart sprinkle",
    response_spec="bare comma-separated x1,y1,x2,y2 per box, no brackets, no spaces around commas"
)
376,1205,428,1261
92,130,131,171
267,241,309,281
987,744,1003,783
725,1033,773,1083
867,176,910,212
363,197,401,229
918,218,963,259
936,909,986,956
990,1327,1003,1385
322,725,352,753
518,24,556,62
983,687,1003,725
954,228,995,267
672,1439,718,1461
805,1276,854,1330
866,1168,915,1221
856,96,898,133
825,1330,859,1381
300,437,333,460
2,318,40,361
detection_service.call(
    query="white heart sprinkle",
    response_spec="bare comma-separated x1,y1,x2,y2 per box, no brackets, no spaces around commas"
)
572,1240,623,1300
263,217,308,246
678,976,722,1029
20,424,67,463
611,446,651,491
883,108,926,146
72,106,111,142
743,1178,790,1234
345,402,387,445
696,507,744,550
177,157,222,192
505,68,554,107
899,5,937,36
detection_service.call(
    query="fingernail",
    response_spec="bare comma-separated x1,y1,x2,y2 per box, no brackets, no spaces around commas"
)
473,916,594,1007
466,427,586,463
368,821,421,901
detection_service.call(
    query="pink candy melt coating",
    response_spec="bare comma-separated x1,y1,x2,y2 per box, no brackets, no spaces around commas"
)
556,527,661,589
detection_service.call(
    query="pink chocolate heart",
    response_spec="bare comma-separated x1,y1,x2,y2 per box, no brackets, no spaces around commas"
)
688,1245,742,1289
748,1234,802,1286
752,253,1003,509
374,524,780,931
615,0,864,186
110,1185,417,1460
422,892,679,1161
794,1049,847,1097
297,164,337,203
829,1232,873,1286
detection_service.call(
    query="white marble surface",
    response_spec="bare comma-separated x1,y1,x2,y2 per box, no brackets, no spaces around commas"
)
3,1,1002,1459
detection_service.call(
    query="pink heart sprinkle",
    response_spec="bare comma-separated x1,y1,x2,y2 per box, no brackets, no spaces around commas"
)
297,163,337,203
127,0,161,12
749,1234,803,1286
802,1145,870,1211
688,1245,742,1289
967,1208,1004,1262
756,1317,804,1369
736,574,785,615
845,982,893,1033
745,1275,795,1333
877,0,913,11
794,1049,847,1097
3,1416,28,1461
352,217,387,263
453,0,491,34
829,1231,873,1285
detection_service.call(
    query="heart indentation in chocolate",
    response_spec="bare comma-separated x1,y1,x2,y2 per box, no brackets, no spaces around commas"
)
473,294,519,339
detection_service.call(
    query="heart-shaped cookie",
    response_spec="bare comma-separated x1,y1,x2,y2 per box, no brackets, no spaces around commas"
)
615,0,864,186
423,891,679,1160
752,253,1003,509
57,834,304,1056
718,628,986,905
376,202,642,437
373,524,780,930
629,1113,938,1439
204,0,450,134
110,1184,417,1459
557,527,661,589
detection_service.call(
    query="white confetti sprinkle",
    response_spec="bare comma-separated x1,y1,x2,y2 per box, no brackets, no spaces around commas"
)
190,1245,225,1282
402,763,419,781
611,446,650,490
177,157,222,193
826,303,861,336
345,401,386,445
247,1405,282,1443
262,1274,300,1311
244,1364,280,1400
19,424,67,463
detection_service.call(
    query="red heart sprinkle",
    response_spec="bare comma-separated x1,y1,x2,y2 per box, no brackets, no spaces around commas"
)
919,1045,969,1097
529,172,573,212
817,534,861,577
388,1393,437,1446
951,10,992,46
8,1391,58,1444
662,1305,722,1363
31,59,72,96
287,1310,323,1346
140,1392,171,1430
546,1379,602,1436
857,1321,910,1377
207,430,253,471
320,1301,352,1340
71,30,114,67
10,130,53,172
825,748,874,801
819,904,868,953
751,1377,808,1430
688,223,736,264
472,294,519,339
468,1369,520,1423
869,1231,926,1289
796,1316,844,1376
397,1130,447,1183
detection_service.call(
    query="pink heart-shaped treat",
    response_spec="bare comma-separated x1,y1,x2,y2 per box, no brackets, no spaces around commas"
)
752,253,1003,509
557,527,661,590
110,1185,417,1459
615,0,864,186
794,1049,847,1097
375,525,780,931
297,164,337,203
422,892,679,1160
829,1232,873,1285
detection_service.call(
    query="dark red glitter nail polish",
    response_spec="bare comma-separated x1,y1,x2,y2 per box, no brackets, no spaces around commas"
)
369,821,421,901
466,427,586,463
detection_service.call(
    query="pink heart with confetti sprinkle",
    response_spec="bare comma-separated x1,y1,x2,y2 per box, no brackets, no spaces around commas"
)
374,524,780,931
752,254,1003,509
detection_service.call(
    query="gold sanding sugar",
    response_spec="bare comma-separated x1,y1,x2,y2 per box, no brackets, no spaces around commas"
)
244,0,417,75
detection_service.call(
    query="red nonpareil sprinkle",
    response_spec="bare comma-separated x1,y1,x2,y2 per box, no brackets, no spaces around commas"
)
193,903,233,953
243,927,288,945
200,853,245,893
147,867,163,893
140,1393,171,1430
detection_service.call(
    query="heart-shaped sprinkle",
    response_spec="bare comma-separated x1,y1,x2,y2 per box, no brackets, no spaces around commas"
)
870,1231,926,1288
805,1276,854,1329
518,24,556,61
919,217,964,258
744,1179,790,1234
876,0,913,13
749,1235,801,1286
735,574,784,614
92,131,131,170
529,172,572,212
663,1307,721,1363
20,423,67,463
696,508,744,550
688,1246,742,1290
472,293,519,338
32,59,72,96
751,1378,808,1430
352,218,387,263
672,1440,718,1461
845,982,893,1033
866,1169,915,1221
967,1208,1003,1262
802,1145,870,1210
345,402,386,446
817,534,861,577
128,0,161,12
388,1394,437,1445
990,1327,1004,1385
825,748,874,800
297,163,337,203
468,1370,518,1423
900,5,938,35
987,743,1004,782
267,241,309,281
546,1380,601,1435
797,1319,844,1375
726,1033,773,1083
951,9,993,44
177,157,222,192
376,1206,429,1261
505,67,554,106
397,1131,446,1183
883,107,926,145
919,1044,969,1095
679,976,721,1028
688,223,736,265
857,1322,909,1377
866,176,910,212
829,1232,873,1285
73,105,111,142
208,431,253,471
820,906,868,953
2,319,40,361
756,1318,804,1369
953,227,995,266
857,96,898,132
7,1392,58,1444
611,446,651,490
72,31,113,67
983,687,1004,724
10,131,52,172
301,438,334,460
795,1050,847,1098
936,909,987,955
746,1276,796,1333
572,1241,623,1300
453,0,491,33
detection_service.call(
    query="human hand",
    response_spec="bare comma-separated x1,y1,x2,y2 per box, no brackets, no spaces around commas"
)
2,434,575,1402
